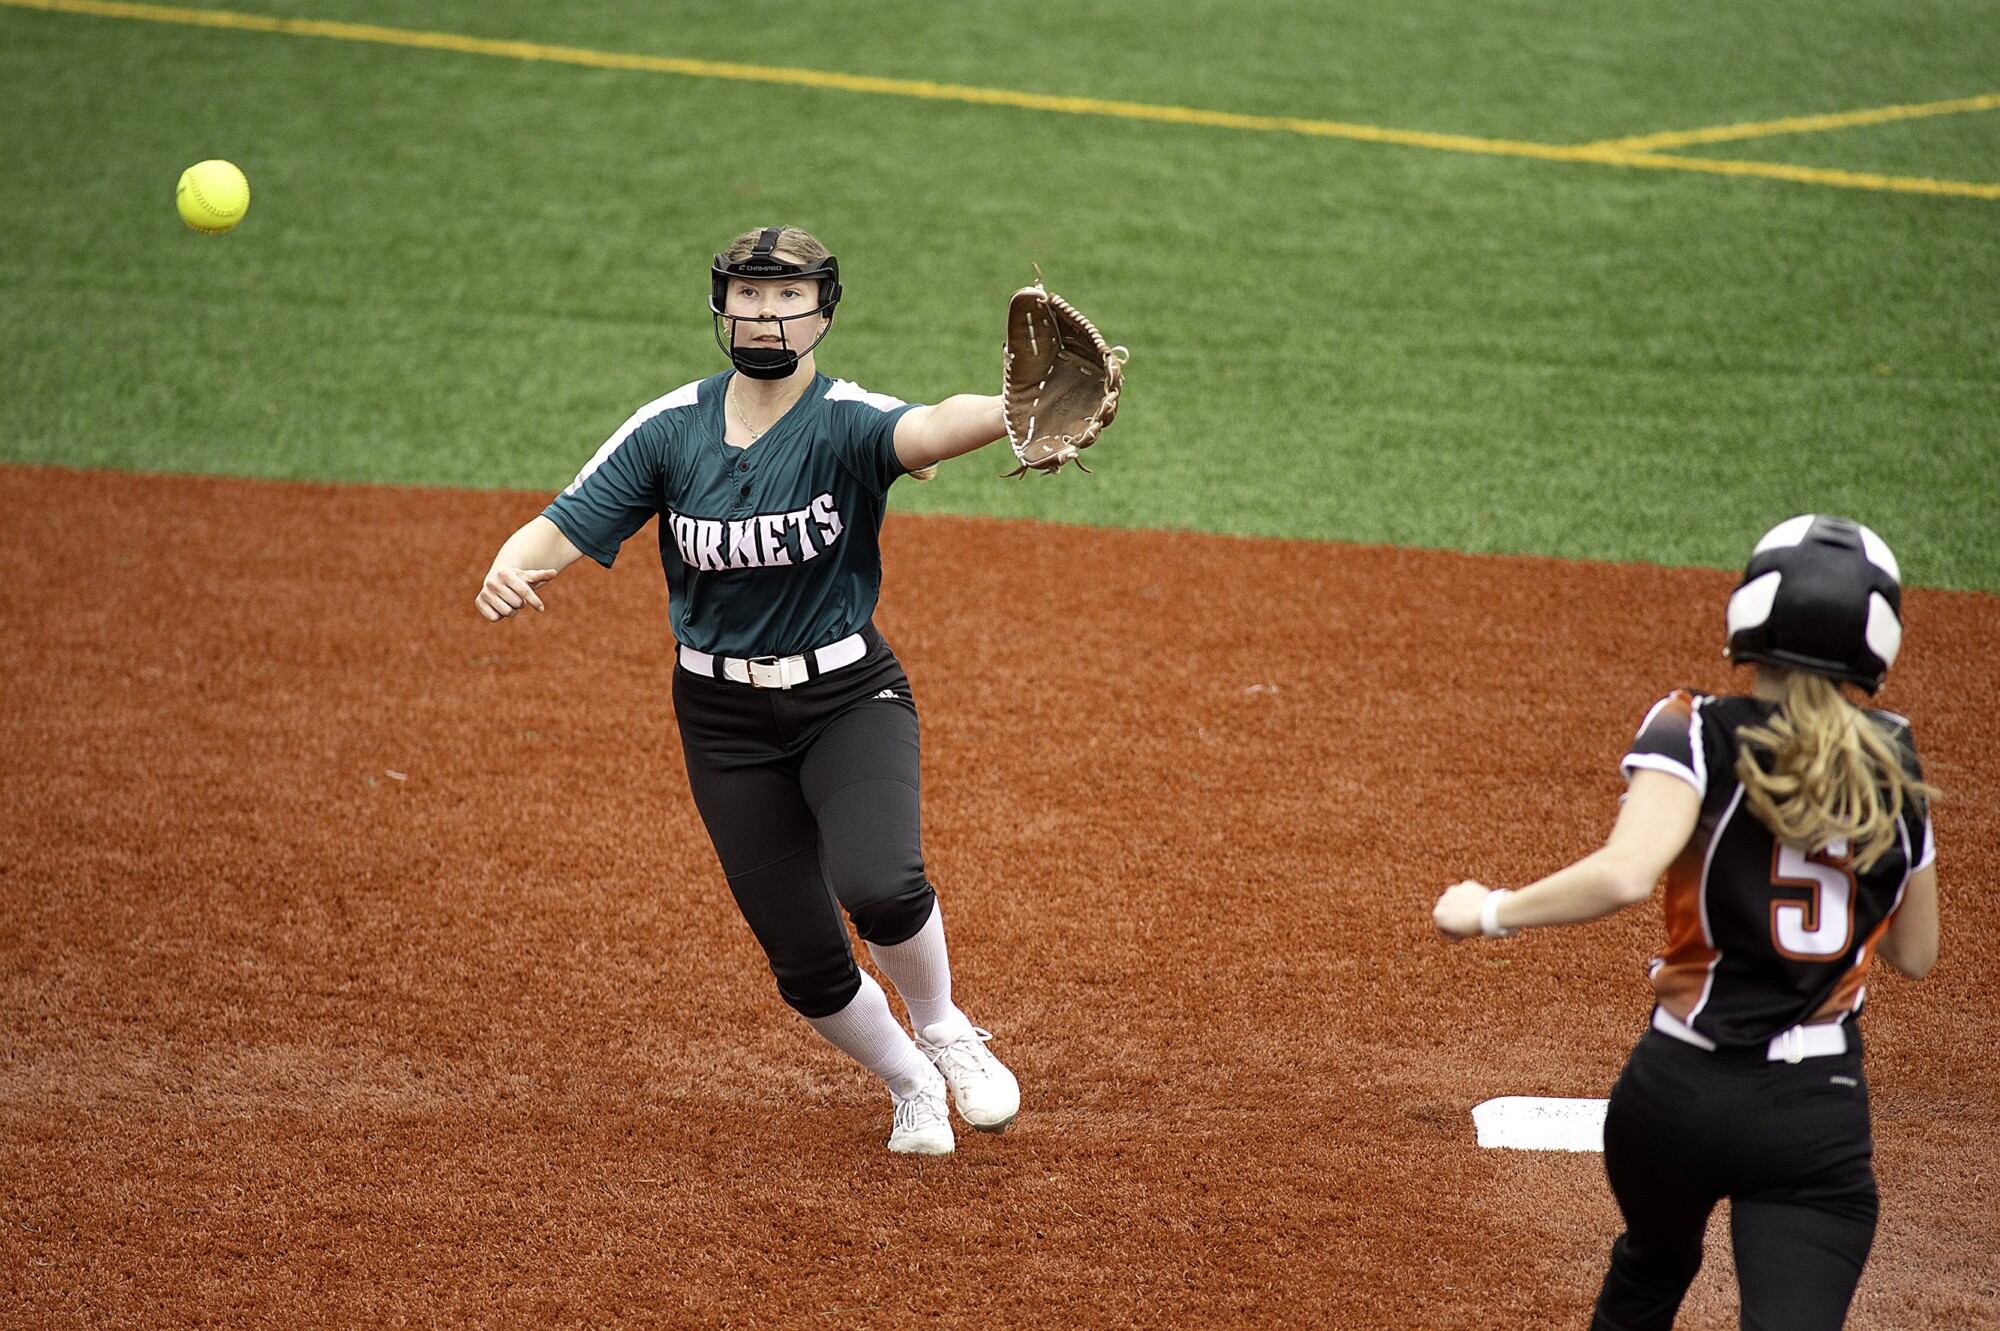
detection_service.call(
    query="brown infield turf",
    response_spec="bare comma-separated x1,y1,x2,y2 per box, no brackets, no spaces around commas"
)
2,464,1996,1330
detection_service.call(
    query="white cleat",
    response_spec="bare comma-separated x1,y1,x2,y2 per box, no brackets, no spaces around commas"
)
887,1068,955,1156
916,1023,1020,1133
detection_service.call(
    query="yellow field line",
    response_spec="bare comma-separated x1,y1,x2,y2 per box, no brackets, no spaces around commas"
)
0,0,1604,158
1582,92,2000,152
1582,150,2000,200
8,0,1997,201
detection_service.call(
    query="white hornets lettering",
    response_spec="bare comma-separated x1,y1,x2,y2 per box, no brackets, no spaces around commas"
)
668,493,846,572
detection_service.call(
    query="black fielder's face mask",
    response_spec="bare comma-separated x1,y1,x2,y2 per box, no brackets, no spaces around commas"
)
709,235,842,380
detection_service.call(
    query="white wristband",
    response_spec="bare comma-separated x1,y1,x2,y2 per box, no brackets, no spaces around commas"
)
1480,889,1518,939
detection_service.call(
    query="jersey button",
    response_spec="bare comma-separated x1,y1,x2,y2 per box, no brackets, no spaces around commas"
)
739,484,751,497
738,461,749,472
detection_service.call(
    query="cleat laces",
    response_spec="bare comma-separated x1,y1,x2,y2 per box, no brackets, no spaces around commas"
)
893,1083,950,1137
928,1027,1001,1079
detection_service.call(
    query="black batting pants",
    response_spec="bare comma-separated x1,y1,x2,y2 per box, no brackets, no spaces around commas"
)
1591,1029,1879,1331
672,635,936,1020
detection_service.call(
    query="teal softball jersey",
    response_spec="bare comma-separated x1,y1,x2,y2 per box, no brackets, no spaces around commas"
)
544,370,919,658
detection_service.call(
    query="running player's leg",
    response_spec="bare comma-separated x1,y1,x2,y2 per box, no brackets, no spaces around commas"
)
1591,1037,1722,1331
680,740,856,1017
800,692,1019,1130
1730,1194,1875,1331
675,680,940,1139
1729,1062,1878,1331
797,695,947,1010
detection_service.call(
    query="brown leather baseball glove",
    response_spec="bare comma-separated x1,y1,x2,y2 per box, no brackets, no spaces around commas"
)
1001,278,1127,477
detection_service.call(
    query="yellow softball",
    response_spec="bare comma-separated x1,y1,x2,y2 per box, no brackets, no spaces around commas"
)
176,160,250,234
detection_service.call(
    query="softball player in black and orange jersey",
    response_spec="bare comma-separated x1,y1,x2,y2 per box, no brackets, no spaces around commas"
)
476,226,1026,1156
1433,515,1940,1331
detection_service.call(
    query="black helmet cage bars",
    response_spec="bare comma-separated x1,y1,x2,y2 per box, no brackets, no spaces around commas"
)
1724,514,1904,694
710,227,843,379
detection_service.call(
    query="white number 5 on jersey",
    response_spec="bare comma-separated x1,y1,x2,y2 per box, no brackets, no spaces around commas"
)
1770,840,1856,959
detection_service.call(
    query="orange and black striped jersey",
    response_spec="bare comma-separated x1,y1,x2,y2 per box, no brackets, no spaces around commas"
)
1624,691,1934,1050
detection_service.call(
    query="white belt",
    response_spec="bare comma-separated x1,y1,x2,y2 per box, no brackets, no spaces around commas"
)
677,632,869,689
1652,1006,1849,1063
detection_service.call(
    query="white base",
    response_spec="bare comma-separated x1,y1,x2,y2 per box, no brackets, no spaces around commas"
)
1472,1096,1608,1152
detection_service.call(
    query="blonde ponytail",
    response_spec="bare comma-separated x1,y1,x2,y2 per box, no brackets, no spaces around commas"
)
1734,671,1937,871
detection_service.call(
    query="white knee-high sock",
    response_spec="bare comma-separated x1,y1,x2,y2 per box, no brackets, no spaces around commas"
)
866,902,970,1042
804,971,937,1099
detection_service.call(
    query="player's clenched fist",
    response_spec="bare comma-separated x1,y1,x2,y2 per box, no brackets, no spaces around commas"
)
1432,880,1498,941
477,566,558,620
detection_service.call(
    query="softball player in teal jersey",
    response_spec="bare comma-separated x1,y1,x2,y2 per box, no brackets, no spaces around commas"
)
477,226,1021,1155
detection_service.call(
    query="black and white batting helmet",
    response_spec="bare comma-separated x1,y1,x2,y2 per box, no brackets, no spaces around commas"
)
1725,514,1903,693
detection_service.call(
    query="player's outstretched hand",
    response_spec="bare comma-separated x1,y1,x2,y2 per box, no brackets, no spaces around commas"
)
1432,880,1495,941
477,567,559,621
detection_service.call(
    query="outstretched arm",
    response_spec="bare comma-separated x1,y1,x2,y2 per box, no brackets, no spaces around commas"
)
476,515,586,621
893,394,1006,471
1432,770,1701,941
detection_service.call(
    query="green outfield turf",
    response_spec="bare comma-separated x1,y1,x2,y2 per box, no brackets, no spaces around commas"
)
3,0,1996,587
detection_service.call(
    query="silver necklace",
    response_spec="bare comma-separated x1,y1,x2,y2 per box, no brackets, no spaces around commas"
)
730,385,770,442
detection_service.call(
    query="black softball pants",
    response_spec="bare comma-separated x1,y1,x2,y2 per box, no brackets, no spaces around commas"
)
1590,1029,1879,1331
671,634,936,1020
